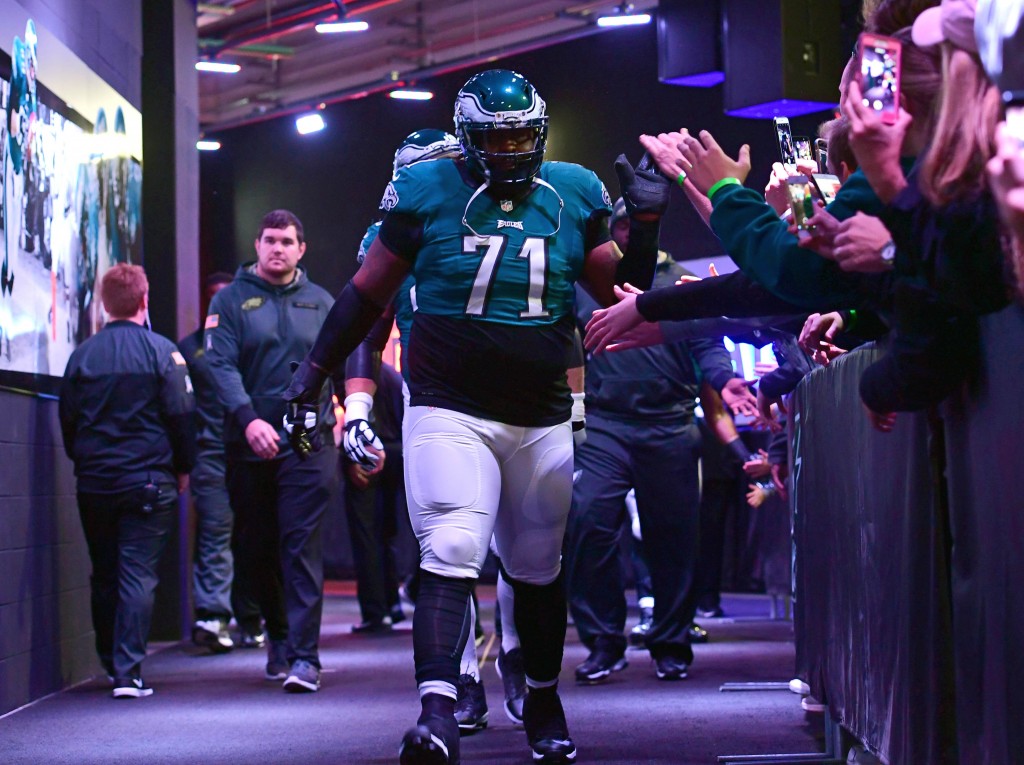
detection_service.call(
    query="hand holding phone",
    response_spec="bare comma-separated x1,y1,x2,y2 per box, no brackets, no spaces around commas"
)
773,117,797,172
858,33,902,125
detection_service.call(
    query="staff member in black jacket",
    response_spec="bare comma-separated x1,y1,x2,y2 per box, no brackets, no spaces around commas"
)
59,263,196,699
567,200,750,683
204,209,340,693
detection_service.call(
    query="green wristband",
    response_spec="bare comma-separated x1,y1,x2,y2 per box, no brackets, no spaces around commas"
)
675,172,687,187
707,177,742,199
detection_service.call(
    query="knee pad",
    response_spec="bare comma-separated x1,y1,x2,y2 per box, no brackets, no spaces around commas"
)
427,526,480,568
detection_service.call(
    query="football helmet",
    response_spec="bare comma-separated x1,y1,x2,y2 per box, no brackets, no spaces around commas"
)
393,129,461,175
454,69,548,186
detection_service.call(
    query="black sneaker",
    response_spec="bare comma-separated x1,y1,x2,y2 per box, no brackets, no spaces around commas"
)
283,659,321,692
352,616,393,634
238,629,267,649
399,714,461,765
192,618,234,653
495,647,527,725
696,605,724,618
265,639,289,681
574,647,627,684
111,676,154,699
654,654,689,681
522,687,577,763
687,622,709,644
454,674,488,733
628,607,654,648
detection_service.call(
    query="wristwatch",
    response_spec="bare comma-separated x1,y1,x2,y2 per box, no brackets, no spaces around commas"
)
879,239,896,268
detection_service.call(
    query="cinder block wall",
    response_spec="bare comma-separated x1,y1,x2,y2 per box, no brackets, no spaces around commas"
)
0,0,143,717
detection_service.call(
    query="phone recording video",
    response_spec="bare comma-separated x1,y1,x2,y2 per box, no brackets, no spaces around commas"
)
795,137,813,163
859,33,902,125
814,138,829,174
811,173,842,205
773,117,797,171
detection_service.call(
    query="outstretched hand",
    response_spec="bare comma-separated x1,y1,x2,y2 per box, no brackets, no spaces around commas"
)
584,284,645,353
639,129,750,196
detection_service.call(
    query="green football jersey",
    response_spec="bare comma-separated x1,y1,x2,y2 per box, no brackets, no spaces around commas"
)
382,159,611,326
377,158,612,426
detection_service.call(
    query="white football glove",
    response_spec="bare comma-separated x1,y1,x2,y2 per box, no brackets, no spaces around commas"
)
342,392,383,468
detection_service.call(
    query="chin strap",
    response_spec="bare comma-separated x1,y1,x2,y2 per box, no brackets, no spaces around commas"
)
461,178,564,239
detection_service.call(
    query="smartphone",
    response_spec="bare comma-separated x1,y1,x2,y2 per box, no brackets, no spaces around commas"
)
1004,92,1024,145
786,176,815,231
811,173,842,205
814,138,828,173
795,136,813,162
858,32,902,125
773,117,797,171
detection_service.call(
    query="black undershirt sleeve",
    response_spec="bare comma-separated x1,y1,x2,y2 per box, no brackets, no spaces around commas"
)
378,211,425,262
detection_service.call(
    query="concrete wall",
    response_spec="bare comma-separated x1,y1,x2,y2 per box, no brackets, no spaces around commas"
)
0,0,197,716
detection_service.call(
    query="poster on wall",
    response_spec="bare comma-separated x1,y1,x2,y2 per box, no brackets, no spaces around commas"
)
0,6,142,389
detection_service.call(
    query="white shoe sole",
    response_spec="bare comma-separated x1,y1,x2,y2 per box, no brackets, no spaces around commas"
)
283,676,320,692
112,687,154,698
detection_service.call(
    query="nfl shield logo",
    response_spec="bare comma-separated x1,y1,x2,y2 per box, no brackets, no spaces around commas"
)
500,200,513,213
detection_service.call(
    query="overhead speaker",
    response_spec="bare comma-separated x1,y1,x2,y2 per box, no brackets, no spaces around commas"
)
658,0,723,87
722,0,844,118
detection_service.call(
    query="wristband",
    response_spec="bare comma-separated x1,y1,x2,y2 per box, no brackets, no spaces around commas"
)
726,438,749,465
343,391,373,423
571,392,586,423
707,177,742,199
675,172,687,187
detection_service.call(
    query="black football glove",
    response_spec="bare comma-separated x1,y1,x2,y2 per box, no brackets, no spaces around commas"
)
282,359,327,460
614,151,670,218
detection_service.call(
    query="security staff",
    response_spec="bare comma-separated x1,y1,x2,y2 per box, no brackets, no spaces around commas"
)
567,199,740,683
178,272,252,653
204,209,339,693
59,263,196,698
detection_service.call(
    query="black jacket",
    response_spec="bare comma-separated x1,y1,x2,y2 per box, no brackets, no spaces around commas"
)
59,320,196,493
204,263,339,460
178,327,225,458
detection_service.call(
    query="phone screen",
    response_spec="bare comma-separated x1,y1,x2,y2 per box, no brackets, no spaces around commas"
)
811,173,842,205
814,138,828,174
859,34,901,123
774,118,797,169
795,137,813,163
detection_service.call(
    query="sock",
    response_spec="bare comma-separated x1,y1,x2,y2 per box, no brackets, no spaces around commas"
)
413,569,474,691
509,571,567,684
460,595,480,680
497,570,520,653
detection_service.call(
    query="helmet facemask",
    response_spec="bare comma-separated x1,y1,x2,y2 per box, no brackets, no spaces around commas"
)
454,70,548,187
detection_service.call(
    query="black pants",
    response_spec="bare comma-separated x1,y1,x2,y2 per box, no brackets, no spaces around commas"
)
78,487,175,678
566,414,702,659
344,442,410,623
226,447,336,667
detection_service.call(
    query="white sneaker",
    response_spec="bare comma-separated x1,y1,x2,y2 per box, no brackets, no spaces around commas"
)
192,618,234,653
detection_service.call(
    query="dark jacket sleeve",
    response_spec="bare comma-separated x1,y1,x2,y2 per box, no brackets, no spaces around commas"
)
159,351,198,475
204,290,258,431
58,360,79,461
687,336,736,394
636,271,804,323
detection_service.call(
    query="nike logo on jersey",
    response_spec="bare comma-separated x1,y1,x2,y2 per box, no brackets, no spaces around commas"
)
496,220,524,230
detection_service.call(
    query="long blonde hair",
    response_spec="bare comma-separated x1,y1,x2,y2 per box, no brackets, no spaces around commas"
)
919,44,1002,206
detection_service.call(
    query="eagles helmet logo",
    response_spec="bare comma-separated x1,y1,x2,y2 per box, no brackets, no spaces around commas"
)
380,182,399,211
601,184,612,207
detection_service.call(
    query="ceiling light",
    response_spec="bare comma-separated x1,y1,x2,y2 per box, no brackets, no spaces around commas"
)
196,61,241,73
596,12,651,27
197,140,221,151
296,113,326,135
388,89,434,101
315,21,369,33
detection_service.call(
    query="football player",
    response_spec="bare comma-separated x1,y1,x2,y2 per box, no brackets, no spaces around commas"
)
286,69,668,764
